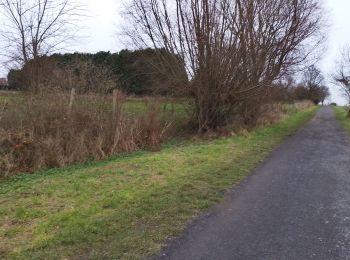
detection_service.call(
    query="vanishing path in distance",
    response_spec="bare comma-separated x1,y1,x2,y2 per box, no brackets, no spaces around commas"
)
158,107,350,260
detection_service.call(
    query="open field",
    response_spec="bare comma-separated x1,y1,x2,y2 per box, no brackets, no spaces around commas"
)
0,91,22,103
122,98,189,120
0,106,318,259
0,91,188,119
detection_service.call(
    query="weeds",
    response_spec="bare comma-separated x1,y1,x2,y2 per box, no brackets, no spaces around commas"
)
0,90,313,177
0,91,171,177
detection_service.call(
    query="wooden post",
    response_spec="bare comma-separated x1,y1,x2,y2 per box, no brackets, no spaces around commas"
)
112,89,118,120
0,102,8,122
68,88,76,116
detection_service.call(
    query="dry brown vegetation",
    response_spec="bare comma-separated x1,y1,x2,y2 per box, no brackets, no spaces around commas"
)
0,91,174,177
0,89,313,177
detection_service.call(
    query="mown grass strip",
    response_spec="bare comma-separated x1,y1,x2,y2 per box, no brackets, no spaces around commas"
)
0,106,318,259
334,106,350,134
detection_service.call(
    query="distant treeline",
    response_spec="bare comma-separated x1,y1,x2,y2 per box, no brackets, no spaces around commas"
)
8,48,188,95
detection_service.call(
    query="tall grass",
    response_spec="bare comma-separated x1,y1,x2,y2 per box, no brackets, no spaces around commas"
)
0,92,175,177
0,90,313,177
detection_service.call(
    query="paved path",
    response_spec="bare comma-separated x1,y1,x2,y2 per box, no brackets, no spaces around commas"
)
158,107,350,260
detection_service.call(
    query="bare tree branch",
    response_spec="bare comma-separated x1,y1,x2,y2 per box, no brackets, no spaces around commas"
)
333,45,350,106
122,0,325,131
0,0,85,67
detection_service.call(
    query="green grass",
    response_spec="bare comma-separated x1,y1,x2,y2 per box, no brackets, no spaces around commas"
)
122,99,189,120
0,91,189,121
0,106,318,259
334,106,350,133
0,91,21,103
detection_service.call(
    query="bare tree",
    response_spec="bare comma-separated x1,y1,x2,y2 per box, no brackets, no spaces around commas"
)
292,66,329,105
303,66,324,89
333,45,350,107
319,85,330,105
0,0,84,66
302,65,325,104
123,0,325,131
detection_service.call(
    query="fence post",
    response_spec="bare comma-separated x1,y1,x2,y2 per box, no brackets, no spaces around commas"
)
68,88,76,116
112,89,118,120
0,102,8,122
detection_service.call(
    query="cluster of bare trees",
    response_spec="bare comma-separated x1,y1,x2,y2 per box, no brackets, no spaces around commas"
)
124,0,325,130
300,65,329,105
0,0,329,130
267,67,330,106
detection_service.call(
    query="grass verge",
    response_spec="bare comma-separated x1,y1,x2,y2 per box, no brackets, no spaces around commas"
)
0,106,318,259
334,106,350,133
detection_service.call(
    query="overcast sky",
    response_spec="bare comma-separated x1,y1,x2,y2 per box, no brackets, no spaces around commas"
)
1,0,349,104
319,0,350,105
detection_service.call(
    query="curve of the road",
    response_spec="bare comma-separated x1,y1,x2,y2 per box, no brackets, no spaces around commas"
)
157,106,350,260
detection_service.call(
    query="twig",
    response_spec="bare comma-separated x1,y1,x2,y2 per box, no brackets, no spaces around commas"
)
0,102,8,123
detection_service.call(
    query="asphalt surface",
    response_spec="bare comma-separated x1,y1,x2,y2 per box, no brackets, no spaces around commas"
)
158,106,350,260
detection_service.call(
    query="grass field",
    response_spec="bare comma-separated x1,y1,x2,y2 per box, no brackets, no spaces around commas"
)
0,91,188,120
0,106,318,259
334,106,350,133
0,91,21,103
122,99,189,119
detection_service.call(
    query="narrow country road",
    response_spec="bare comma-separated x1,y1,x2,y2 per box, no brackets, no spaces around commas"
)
158,107,350,260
